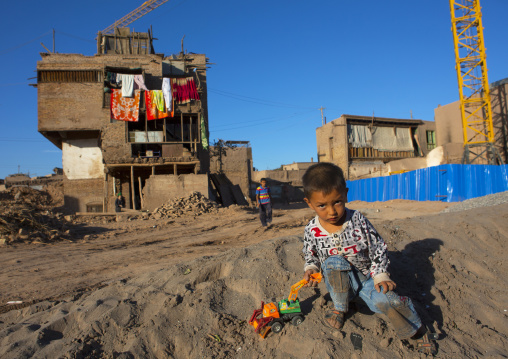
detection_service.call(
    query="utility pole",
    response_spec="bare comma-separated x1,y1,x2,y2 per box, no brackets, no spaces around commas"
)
319,107,326,126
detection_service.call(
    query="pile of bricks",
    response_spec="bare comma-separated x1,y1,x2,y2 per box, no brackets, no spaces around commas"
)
150,191,220,219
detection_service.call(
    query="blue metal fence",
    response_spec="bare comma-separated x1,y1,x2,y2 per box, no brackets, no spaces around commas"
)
346,164,508,202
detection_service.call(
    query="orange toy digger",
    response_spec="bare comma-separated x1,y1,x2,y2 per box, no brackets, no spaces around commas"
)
249,273,323,338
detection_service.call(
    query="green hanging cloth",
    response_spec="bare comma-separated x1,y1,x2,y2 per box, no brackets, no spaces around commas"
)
201,114,209,150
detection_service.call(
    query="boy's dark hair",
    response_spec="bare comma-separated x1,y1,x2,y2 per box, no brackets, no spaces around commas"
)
260,178,267,182
302,162,347,198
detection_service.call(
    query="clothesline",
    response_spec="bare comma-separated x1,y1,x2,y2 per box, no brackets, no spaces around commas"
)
108,73,200,122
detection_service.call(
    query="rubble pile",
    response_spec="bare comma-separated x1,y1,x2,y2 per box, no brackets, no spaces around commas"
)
150,192,220,219
0,187,67,245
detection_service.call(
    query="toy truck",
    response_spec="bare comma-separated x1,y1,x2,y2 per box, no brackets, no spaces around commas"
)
249,272,323,338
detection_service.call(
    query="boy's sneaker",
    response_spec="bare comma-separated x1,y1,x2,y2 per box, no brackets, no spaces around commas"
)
324,310,345,330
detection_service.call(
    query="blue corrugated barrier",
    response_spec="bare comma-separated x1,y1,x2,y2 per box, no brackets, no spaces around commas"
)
346,164,508,202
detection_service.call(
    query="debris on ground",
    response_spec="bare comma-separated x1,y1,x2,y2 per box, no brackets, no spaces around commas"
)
0,187,67,244
150,191,221,219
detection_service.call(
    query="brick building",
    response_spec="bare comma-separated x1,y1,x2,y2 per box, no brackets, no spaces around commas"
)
316,114,436,180
36,28,211,213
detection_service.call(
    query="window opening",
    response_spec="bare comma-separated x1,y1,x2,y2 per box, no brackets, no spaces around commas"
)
427,130,436,150
38,70,101,83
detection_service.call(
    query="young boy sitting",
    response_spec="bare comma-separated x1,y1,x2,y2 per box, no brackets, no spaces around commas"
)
301,162,436,355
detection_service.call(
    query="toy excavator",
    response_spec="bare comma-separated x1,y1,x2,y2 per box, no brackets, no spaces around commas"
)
249,272,323,338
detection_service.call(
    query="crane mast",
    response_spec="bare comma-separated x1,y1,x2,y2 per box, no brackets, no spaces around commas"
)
102,0,171,35
449,0,503,164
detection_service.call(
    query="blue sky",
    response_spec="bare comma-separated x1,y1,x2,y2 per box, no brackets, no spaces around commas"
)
1,0,508,177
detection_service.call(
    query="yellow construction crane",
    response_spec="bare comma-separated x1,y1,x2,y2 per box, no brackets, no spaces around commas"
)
449,0,503,164
101,0,171,35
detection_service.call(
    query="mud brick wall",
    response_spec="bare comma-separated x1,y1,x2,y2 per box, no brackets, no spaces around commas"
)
142,174,209,211
38,82,106,131
252,169,306,186
210,147,252,197
434,102,462,147
63,178,104,213
251,169,306,202
436,82,508,163
101,122,131,163
316,116,349,179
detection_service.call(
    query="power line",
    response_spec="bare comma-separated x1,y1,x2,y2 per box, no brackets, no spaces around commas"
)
208,88,316,109
55,30,95,44
0,30,52,56
0,82,30,87
0,138,46,142
210,109,316,133
211,110,312,130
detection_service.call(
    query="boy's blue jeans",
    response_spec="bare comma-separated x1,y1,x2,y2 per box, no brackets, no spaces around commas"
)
322,255,422,339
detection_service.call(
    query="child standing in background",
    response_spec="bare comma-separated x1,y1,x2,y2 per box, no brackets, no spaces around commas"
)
256,178,272,227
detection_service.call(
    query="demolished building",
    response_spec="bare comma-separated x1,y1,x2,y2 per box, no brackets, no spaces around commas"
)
316,114,436,180
36,28,210,213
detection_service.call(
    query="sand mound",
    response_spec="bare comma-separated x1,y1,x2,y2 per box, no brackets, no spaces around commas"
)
0,204,507,358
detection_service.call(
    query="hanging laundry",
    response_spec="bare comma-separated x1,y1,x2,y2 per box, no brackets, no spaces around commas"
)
201,114,208,150
145,90,171,120
119,74,134,97
171,77,200,104
111,89,140,122
162,78,172,112
133,74,148,91
105,72,121,89
152,90,165,112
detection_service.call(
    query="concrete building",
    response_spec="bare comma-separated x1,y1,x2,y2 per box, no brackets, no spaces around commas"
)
316,114,436,180
36,28,211,213
434,78,508,163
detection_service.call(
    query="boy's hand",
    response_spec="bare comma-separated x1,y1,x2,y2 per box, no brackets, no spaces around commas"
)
375,280,396,294
304,269,319,287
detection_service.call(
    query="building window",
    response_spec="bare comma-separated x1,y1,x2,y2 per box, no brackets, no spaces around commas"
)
427,130,436,150
38,70,101,83
86,203,103,213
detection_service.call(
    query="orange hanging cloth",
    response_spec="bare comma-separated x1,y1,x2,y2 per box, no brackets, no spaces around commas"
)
111,89,140,122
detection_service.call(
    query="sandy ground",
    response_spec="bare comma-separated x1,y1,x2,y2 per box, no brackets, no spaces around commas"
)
0,199,507,358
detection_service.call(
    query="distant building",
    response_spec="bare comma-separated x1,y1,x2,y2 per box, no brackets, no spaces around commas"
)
282,161,315,171
36,28,211,213
316,114,436,180
4,173,31,188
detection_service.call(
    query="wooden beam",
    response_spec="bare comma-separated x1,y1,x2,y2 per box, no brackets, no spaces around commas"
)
131,166,136,210
103,173,108,213
190,114,193,151
138,177,144,209
106,161,199,168
180,112,184,143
